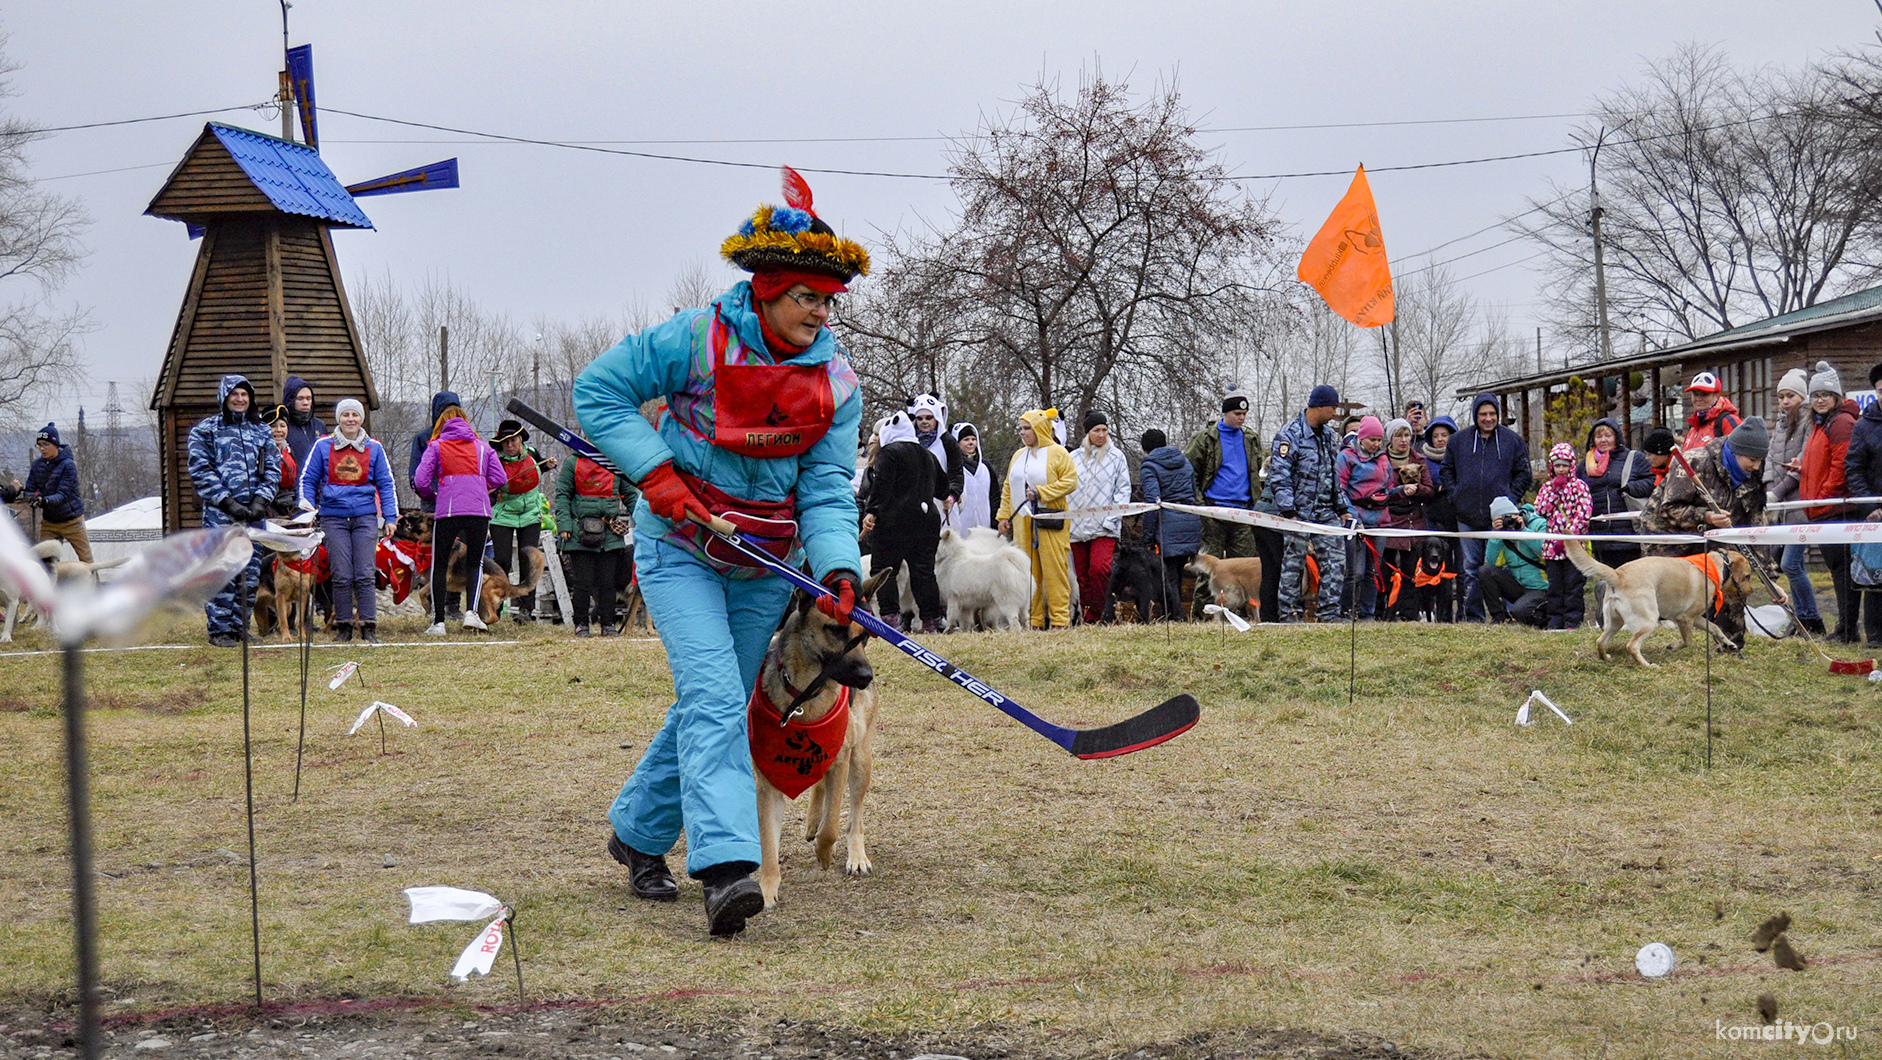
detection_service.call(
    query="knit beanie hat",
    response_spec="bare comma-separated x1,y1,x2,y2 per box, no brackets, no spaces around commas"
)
1728,416,1770,460
335,398,365,422
1776,366,1810,398
1870,362,1882,388
1355,415,1384,441
35,422,58,446
1383,417,1412,444
1307,384,1340,409
1643,426,1677,455
1083,409,1108,433
1140,428,1167,451
1222,391,1250,413
1489,496,1519,520
1808,359,1843,397
1549,441,1577,467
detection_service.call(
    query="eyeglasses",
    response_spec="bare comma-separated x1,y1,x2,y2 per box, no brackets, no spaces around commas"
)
786,290,840,313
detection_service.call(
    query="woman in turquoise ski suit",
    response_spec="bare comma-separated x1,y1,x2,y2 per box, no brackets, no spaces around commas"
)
572,173,868,936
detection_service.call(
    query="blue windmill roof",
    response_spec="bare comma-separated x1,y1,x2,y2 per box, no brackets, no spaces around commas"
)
206,123,373,229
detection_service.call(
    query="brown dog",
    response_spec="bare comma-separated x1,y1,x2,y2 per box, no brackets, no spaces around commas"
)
268,552,318,641
754,574,887,910
1567,542,1753,666
1187,552,1263,623
442,542,544,626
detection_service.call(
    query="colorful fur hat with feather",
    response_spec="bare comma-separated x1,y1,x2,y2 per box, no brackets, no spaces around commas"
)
721,166,871,284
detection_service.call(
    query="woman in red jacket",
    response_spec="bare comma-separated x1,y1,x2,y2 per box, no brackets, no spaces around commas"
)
1797,361,1861,641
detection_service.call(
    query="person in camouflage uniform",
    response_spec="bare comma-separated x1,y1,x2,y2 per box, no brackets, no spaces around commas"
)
188,374,280,646
1270,385,1351,621
1638,418,1770,557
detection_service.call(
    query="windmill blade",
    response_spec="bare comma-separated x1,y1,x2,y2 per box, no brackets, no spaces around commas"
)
347,159,459,198
53,527,253,645
287,44,318,149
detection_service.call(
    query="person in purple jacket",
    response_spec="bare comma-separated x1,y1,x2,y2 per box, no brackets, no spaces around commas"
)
415,407,507,634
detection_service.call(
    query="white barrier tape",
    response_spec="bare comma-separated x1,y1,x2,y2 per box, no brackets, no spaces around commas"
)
1364,526,1707,546
1765,496,1882,512
1159,502,1357,538
1039,501,1163,520
1589,512,1642,522
1704,521,1882,545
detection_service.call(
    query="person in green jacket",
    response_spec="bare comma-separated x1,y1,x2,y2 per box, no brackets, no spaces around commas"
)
491,419,555,622
1478,495,1549,626
554,452,639,636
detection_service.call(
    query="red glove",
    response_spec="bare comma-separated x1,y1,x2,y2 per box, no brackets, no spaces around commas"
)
638,462,711,526
817,569,860,625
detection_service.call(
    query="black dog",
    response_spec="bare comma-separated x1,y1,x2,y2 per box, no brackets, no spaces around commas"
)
1101,524,1165,623
1411,536,1456,623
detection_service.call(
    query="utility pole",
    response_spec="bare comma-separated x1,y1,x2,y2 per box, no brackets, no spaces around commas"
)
1589,128,1615,361
439,325,450,392
1536,327,1543,373
277,1,294,141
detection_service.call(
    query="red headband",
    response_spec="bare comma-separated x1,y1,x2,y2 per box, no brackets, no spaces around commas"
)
751,268,848,302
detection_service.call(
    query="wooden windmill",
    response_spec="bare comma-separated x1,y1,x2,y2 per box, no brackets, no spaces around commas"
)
144,44,457,531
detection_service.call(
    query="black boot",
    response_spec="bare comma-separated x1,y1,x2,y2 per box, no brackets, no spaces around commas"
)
608,833,677,902
359,622,379,644
332,621,353,643
696,861,763,936
1801,615,1827,637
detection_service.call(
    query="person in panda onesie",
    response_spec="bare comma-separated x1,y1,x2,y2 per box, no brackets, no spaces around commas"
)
863,411,948,632
949,422,1000,531
907,392,965,512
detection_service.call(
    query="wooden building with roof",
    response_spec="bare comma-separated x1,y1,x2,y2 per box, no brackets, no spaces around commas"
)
144,123,379,532
1463,284,1882,451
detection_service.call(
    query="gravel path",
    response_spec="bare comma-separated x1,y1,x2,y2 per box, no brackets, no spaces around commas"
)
0,1009,1428,1059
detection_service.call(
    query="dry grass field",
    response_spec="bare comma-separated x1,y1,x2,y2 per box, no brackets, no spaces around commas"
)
0,610,1877,1058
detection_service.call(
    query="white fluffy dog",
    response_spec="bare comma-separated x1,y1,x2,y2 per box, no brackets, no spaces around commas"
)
934,527,1032,631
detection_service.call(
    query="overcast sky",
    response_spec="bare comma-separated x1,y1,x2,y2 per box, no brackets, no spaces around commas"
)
8,0,1879,425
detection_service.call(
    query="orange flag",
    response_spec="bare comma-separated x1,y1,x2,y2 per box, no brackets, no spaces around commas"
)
1297,165,1394,327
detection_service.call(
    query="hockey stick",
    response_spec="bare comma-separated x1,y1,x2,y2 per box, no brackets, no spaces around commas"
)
505,399,1199,759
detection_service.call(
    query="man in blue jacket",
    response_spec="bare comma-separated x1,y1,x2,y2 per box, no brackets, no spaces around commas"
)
1441,393,1532,621
21,423,91,563
188,375,279,646
1268,385,1350,621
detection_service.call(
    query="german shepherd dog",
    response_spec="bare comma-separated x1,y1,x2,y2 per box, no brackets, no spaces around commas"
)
442,541,545,626
755,573,888,910
253,551,318,640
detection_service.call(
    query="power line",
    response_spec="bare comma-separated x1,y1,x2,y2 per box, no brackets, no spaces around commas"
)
312,110,1590,148
38,161,175,182
2,101,275,136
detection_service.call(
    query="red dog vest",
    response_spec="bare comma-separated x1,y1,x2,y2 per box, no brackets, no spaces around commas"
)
709,306,834,459
747,679,850,800
502,454,539,495
327,444,370,486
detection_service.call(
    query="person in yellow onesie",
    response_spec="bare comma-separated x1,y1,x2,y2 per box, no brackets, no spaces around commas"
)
997,408,1078,629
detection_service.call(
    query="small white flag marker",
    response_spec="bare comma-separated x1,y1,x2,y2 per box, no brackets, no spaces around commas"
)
451,915,508,981
1515,689,1573,727
327,661,360,691
1201,604,1252,631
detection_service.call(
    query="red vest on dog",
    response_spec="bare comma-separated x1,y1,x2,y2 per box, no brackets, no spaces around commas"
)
747,679,850,800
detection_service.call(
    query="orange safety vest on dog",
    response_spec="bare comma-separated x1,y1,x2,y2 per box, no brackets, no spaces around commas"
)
747,680,850,800
1682,553,1725,613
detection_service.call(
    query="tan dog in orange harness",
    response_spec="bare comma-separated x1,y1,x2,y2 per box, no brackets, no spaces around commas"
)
1566,541,1753,666
753,573,887,910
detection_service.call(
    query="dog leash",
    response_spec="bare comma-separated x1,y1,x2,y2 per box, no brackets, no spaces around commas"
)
775,628,871,726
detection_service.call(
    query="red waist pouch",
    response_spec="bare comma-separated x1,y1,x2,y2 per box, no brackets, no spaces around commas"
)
677,469,798,570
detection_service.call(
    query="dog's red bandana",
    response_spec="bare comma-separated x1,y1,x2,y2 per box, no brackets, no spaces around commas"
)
1682,553,1725,613
747,679,850,800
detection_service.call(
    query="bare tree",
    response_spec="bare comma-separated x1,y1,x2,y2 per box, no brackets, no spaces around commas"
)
1394,266,1483,414
1516,45,1882,351
0,38,87,429
844,69,1289,450
664,259,722,315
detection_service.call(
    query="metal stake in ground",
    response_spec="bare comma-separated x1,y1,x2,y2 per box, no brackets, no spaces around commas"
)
505,905,525,1009
61,645,100,1060
239,591,264,1010
1705,539,1714,771
1348,536,1359,704
292,579,312,802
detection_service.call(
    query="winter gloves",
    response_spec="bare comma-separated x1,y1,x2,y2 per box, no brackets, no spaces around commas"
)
817,569,861,626
639,462,712,527
216,496,270,523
